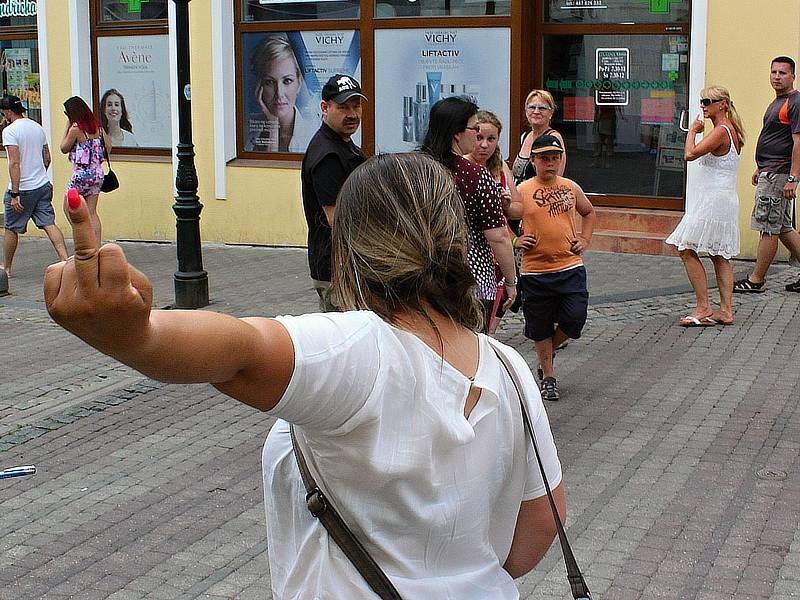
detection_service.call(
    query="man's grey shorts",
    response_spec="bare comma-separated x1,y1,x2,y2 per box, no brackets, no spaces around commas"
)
751,172,795,235
3,183,55,234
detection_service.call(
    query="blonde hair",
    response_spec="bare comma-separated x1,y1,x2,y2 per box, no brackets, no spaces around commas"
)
475,110,504,178
524,89,557,114
331,153,483,331
702,85,746,146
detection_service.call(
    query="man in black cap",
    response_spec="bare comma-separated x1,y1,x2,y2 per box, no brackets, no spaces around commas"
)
1,95,68,278
301,74,366,310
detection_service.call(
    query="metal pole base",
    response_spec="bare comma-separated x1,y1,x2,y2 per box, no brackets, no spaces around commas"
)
174,271,209,309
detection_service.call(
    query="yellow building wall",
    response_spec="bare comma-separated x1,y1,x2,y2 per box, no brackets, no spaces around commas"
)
705,0,800,259
6,2,800,257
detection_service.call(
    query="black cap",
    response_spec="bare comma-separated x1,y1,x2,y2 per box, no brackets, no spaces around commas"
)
530,134,564,154
321,74,367,104
0,95,25,113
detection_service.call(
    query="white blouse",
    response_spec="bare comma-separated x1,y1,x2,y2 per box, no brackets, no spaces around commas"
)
263,311,562,599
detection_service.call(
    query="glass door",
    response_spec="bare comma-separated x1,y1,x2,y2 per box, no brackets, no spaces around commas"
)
537,1,691,209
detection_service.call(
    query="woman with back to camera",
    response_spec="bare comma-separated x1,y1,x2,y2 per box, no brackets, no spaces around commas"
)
100,89,138,148
60,96,111,244
47,152,565,598
421,97,520,332
666,85,745,326
249,34,316,152
512,89,566,184
464,109,522,333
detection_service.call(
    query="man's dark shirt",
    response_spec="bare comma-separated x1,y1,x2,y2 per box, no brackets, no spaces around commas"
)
301,122,366,282
755,89,800,173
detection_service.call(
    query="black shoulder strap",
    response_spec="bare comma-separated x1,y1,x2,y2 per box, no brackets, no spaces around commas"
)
99,134,112,168
290,426,403,599
489,343,592,600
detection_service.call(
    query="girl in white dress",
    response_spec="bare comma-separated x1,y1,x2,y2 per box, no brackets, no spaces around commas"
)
667,86,746,326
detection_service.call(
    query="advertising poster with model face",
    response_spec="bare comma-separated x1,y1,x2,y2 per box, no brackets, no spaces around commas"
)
374,28,511,156
242,30,361,154
97,35,172,149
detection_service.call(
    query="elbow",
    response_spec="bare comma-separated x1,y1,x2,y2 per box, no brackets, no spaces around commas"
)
684,152,698,162
504,523,559,579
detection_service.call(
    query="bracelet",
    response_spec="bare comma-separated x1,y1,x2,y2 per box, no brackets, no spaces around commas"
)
504,278,518,287
511,236,518,248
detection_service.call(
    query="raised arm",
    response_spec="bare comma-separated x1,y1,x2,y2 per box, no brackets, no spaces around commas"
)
60,122,79,154
45,192,295,412
684,119,727,161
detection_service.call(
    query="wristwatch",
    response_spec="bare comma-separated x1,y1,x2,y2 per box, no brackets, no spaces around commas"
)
8,191,19,198
787,175,798,183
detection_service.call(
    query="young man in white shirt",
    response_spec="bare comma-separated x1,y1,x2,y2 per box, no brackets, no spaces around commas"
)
1,95,68,277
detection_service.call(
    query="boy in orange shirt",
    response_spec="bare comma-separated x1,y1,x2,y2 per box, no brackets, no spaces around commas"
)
516,135,596,401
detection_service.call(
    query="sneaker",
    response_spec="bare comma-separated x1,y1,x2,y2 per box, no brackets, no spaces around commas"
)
786,279,800,293
540,377,560,401
733,278,766,293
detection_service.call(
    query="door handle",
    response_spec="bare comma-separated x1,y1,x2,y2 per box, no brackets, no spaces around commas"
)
679,110,689,132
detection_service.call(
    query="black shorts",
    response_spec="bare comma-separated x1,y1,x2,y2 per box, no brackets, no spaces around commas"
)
521,266,588,342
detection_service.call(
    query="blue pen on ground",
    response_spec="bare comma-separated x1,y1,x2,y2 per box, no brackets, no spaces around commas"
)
0,465,36,480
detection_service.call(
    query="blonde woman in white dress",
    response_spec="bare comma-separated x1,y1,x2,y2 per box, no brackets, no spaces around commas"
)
667,86,746,326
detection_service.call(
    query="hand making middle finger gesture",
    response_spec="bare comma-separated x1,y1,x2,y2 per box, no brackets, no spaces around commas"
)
45,190,154,355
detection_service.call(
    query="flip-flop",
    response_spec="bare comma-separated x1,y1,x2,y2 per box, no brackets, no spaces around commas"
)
679,315,715,327
707,316,735,326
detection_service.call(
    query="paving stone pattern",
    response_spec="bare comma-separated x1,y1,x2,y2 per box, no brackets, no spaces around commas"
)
2,238,800,599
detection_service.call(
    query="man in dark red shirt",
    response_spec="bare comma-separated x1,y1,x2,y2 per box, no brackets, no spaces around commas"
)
734,56,800,293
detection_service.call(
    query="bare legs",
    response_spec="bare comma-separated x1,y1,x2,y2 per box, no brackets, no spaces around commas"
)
1,224,68,277
2,229,18,276
43,224,69,261
679,249,712,319
535,327,569,380
710,255,734,323
678,249,735,324
747,230,800,283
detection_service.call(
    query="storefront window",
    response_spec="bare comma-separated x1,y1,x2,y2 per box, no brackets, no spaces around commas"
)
0,0,39,124
543,33,689,198
545,0,689,24
101,0,168,22
1,40,40,123
92,0,171,153
374,0,510,18
374,28,510,154
241,30,360,153
242,0,359,22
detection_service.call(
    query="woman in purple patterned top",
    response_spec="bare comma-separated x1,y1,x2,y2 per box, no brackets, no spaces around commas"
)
421,97,518,332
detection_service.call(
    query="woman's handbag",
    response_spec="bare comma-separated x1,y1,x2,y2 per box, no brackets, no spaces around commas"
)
290,343,592,600
99,136,119,193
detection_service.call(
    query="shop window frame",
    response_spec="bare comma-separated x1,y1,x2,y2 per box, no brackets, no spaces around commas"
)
89,0,171,157
533,2,692,209
233,0,525,163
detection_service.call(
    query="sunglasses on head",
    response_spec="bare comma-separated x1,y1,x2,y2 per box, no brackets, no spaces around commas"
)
700,98,723,107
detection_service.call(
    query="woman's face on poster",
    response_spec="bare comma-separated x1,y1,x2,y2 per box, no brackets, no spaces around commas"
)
104,94,123,124
259,57,301,120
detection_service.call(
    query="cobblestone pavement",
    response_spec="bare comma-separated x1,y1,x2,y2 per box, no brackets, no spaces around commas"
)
2,238,799,599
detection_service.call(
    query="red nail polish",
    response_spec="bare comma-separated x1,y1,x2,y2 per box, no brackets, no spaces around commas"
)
67,189,80,210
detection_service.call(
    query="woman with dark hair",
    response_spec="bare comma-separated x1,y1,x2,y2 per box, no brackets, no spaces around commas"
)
100,89,138,148
48,152,564,598
60,96,111,243
421,97,519,331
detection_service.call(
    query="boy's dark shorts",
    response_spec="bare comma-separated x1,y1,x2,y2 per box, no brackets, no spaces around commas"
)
521,266,588,342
